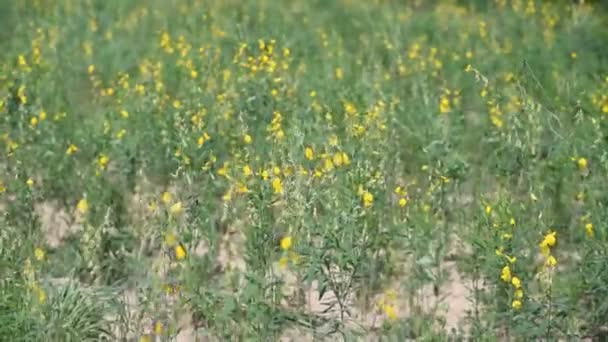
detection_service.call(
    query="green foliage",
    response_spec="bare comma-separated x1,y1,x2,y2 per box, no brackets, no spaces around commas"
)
1,0,608,340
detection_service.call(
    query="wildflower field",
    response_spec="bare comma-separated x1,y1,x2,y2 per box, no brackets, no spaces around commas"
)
2,0,608,340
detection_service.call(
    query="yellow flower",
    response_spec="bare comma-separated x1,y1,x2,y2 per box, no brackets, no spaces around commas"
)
383,304,398,320
305,147,314,160
333,152,344,167
500,265,511,282
30,116,38,127
139,335,151,342
116,129,127,140
244,134,253,144
66,144,78,155
98,154,109,170
39,111,47,121
217,163,229,177
161,191,172,204
77,198,89,214
542,231,557,248
243,165,253,177
361,191,374,208
341,152,351,165
514,289,523,299
344,102,357,116
17,85,27,104
154,321,163,335
280,236,292,251
546,255,557,267
335,67,343,80
222,190,232,202
511,276,521,289
163,283,181,295
399,198,407,207
37,288,47,304
512,300,522,310
26,178,34,187
31,283,46,304
0,181,5,193
18,54,27,66
577,158,588,171
439,97,451,114
34,247,45,261
585,223,594,238
169,202,183,216
164,232,177,247
323,158,334,172
175,244,187,260
540,244,550,257
236,183,249,193
272,178,283,194
351,123,365,136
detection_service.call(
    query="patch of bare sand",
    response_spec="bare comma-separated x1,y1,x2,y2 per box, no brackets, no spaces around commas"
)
422,261,471,333
273,254,472,339
126,183,159,225
216,221,246,273
35,201,81,248
275,261,375,339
